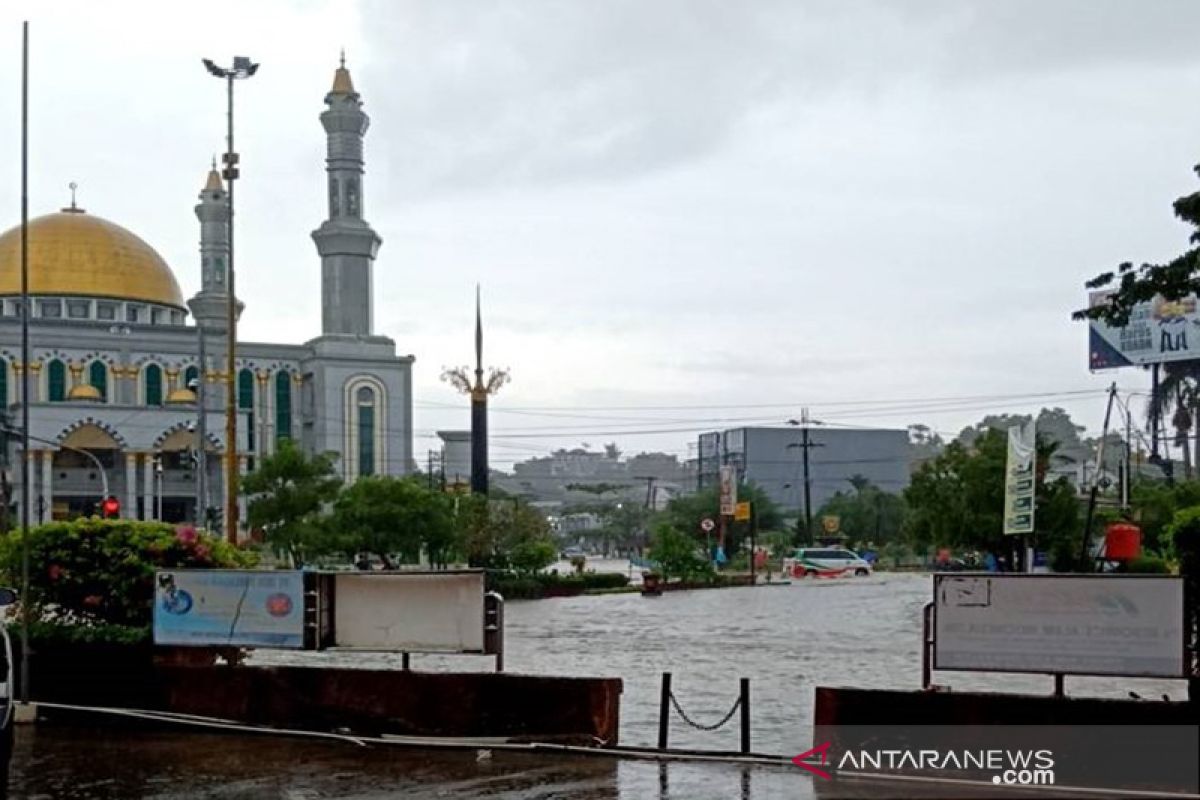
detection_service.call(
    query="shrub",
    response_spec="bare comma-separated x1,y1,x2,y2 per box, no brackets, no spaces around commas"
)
1126,555,1171,574
489,570,630,599
0,518,255,640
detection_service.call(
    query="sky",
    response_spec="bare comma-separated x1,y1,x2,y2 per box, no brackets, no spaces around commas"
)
2,0,1198,469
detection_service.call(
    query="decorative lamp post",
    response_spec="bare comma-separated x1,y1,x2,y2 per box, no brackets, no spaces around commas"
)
441,286,509,495
201,55,257,543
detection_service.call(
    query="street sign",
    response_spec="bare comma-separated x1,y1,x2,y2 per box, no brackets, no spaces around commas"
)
734,502,751,522
700,518,715,532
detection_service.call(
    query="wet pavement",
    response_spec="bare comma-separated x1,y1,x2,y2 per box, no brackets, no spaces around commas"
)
7,572,1188,798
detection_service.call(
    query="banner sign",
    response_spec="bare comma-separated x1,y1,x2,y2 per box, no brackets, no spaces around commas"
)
734,501,751,522
1088,290,1200,369
719,466,737,516
153,569,305,648
934,575,1186,677
331,572,485,652
1003,420,1036,536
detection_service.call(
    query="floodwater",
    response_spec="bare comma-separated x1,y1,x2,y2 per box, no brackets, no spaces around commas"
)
7,571,1189,799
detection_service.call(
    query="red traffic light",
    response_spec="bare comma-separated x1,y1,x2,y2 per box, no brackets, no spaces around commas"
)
100,496,120,518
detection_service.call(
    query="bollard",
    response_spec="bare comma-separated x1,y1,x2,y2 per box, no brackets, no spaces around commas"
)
658,672,672,749
739,677,750,754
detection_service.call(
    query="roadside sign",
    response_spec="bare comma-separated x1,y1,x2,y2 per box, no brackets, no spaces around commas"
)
718,466,737,515
700,518,715,532
734,502,751,522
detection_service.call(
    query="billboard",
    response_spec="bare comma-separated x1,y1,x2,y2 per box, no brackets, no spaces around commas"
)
933,575,1185,678
330,571,485,652
153,570,305,648
1088,290,1200,368
1003,420,1035,536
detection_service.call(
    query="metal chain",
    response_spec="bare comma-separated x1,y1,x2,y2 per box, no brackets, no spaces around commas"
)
668,690,741,732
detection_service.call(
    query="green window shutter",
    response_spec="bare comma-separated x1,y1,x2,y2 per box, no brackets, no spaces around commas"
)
48,360,66,402
239,369,255,451
89,361,108,401
275,371,291,443
145,364,162,406
184,365,199,392
358,402,375,476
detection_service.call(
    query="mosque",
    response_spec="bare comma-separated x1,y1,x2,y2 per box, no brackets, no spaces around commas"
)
0,61,413,529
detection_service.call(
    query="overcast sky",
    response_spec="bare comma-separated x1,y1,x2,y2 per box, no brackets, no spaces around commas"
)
2,0,1197,467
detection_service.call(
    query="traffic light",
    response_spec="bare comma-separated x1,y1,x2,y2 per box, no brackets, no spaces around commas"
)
100,495,120,519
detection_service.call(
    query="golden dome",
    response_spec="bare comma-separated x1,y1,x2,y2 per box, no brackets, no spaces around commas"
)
67,384,103,402
0,209,184,308
165,387,197,405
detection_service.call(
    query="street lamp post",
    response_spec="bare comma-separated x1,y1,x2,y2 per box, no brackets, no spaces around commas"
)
202,56,258,544
0,426,111,508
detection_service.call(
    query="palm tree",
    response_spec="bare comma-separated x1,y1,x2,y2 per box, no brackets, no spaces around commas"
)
1146,361,1200,478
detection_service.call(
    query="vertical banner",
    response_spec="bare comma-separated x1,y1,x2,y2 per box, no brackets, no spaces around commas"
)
719,465,737,515
1003,420,1036,536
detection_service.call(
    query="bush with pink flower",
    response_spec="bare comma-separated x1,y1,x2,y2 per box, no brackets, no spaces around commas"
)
0,517,256,643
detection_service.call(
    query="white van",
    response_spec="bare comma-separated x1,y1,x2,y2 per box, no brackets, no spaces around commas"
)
782,547,872,578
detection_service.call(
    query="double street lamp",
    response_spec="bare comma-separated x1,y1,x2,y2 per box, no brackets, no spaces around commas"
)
201,56,257,544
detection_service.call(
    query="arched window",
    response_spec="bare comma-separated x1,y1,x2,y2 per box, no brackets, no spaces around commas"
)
275,370,292,443
357,385,375,477
89,360,108,401
0,357,7,407
346,178,360,217
184,365,200,392
239,368,255,451
144,364,163,406
329,178,340,216
47,359,67,402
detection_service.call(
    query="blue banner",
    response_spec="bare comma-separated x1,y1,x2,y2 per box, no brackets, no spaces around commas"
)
153,570,305,648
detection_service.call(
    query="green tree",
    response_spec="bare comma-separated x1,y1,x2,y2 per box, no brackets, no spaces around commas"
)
1073,161,1200,327
903,428,1079,564
600,502,652,556
662,481,782,557
816,477,905,549
646,522,710,582
457,495,558,574
242,439,342,567
330,476,457,568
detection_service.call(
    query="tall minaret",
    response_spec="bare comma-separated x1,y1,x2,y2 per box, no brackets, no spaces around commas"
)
188,163,238,330
312,54,381,337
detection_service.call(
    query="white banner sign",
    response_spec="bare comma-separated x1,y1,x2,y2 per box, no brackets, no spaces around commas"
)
332,571,485,652
1003,420,1036,536
933,575,1186,678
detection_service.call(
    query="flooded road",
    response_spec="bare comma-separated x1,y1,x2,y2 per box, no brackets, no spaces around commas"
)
8,572,1188,798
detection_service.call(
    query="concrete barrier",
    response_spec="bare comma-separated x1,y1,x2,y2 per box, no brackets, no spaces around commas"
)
19,644,621,744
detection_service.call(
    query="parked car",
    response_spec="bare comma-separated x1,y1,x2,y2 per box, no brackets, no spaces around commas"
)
782,547,872,578
560,547,586,560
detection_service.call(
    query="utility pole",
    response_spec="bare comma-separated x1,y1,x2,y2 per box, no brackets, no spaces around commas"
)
787,411,824,543
635,475,656,509
1080,383,1118,569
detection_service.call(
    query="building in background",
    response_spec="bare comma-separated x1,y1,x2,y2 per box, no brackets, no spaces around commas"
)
0,61,412,527
696,426,910,514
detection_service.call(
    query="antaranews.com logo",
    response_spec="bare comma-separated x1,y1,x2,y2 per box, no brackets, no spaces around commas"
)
793,741,1055,787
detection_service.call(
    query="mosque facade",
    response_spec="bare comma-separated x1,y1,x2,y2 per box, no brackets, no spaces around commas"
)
0,62,413,529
